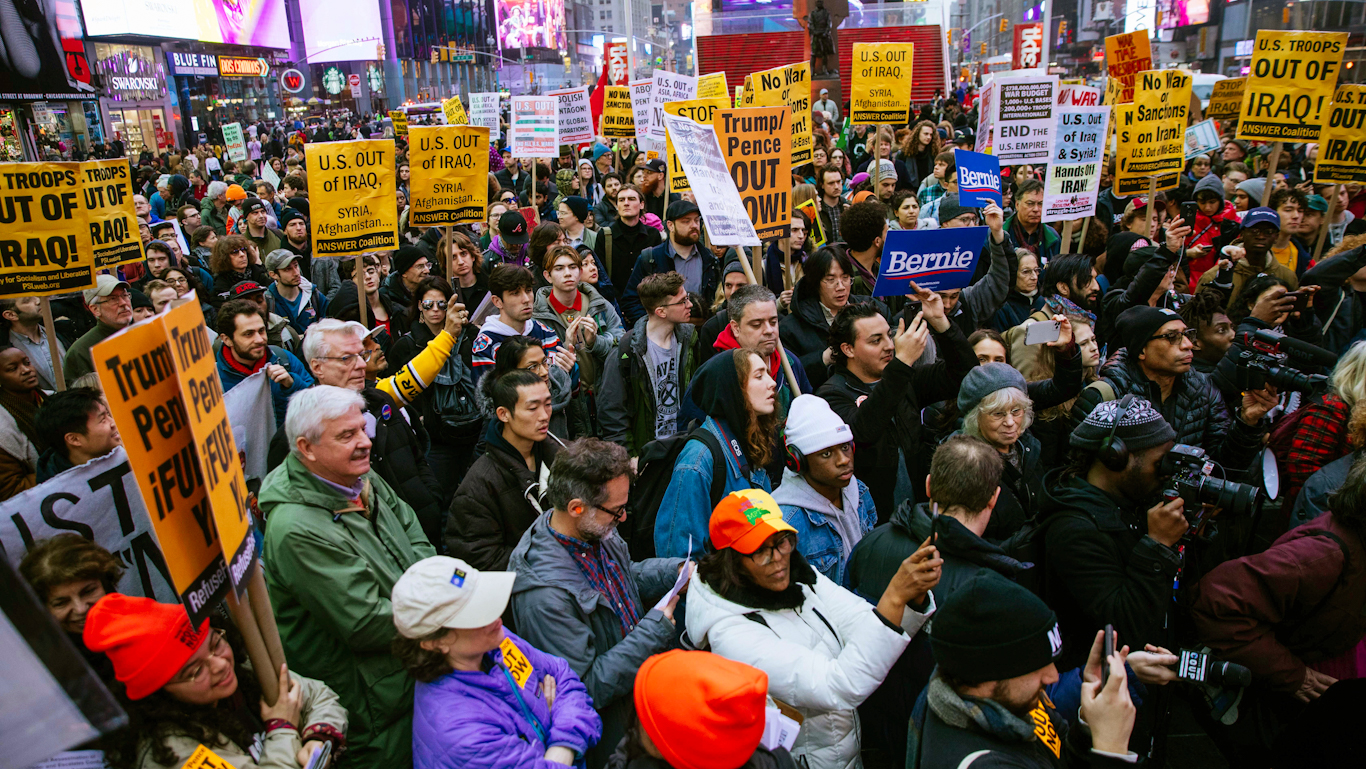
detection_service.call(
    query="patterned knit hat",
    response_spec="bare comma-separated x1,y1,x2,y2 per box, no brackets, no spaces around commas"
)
1070,396,1177,453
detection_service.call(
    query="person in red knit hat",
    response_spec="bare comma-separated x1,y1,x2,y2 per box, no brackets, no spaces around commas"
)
83,594,348,769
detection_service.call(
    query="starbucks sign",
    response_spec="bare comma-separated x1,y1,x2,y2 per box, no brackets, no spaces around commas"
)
321,66,345,96
366,63,384,95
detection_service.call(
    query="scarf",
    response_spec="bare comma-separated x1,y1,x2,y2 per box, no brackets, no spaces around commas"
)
1040,294,1096,325
0,388,45,450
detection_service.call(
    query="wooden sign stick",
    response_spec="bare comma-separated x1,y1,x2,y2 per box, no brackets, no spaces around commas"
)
1261,142,1283,208
39,297,66,391
225,588,280,705
1060,220,1076,255
1314,184,1338,262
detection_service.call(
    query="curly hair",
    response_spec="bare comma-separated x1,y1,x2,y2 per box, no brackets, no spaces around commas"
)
209,234,252,276
902,120,942,159
734,348,781,468
18,534,124,602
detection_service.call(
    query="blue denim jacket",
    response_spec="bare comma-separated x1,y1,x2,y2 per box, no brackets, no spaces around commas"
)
654,416,772,558
777,477,877,584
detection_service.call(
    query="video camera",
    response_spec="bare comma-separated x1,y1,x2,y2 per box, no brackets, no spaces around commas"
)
1228,329,1331,394
1174,648,1252,688
1160,444,1259,519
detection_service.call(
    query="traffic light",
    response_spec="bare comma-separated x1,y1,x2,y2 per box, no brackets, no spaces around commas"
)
980,42,987,55
430,48,439,63
999,18,1008,33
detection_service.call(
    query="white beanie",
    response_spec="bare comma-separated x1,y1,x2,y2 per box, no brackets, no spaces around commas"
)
784,395,853,455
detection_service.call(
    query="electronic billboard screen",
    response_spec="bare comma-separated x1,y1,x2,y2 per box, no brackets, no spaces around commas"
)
494,0,566,51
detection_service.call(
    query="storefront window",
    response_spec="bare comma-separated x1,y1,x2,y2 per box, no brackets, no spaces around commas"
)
0,108,24,162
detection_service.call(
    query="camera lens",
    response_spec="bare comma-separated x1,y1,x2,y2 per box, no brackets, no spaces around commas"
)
1204,659,1252,688
1198,476,1259,517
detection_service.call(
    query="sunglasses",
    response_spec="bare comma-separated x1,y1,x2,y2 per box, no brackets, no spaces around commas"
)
421,300,448,311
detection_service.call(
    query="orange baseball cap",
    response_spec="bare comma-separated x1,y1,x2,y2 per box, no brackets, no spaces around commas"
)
225,183,247,200
709,489,796,555
634,650,768,769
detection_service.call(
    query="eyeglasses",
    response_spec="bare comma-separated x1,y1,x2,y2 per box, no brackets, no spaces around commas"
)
521,358,550,374
166,276,190,287
821,274,853,287
748,533,796,566
1149,328,1198,345
315,349,376,365
420,300,448,311
594,500,630,522
169,629,229,685
659,295,692,309
984,406,1026,423
1018,268,1041,278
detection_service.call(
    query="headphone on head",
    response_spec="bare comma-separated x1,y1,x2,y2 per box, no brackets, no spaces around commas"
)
1097,394,1138,472
785,444,808,474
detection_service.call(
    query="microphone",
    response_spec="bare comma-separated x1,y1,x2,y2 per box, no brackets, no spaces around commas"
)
1245,329,1338,368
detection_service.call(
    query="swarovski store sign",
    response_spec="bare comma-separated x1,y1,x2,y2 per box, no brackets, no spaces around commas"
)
93,44,168,101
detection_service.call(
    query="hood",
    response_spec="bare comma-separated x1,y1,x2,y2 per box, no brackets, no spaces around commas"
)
685,552,818,650
689,349,754,435
910,502,1031,576
478,315,531,338
169,174,189,198
1194,171,1225,202
771,467,860,523
36,446,74,480
414,226,444,261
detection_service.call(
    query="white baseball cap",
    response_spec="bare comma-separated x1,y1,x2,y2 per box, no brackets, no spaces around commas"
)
391,556,516,638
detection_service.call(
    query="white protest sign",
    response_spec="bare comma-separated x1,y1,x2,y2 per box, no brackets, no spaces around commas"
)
510,95,558,158
650,70,697,142
470,93,501,140
1185,118,1221,160
992,75,1059,168
975,81,995,154
223,122,247,162
1044,105,1111,222
664,112,760,248
260,160,280,189
224,370,275,482
552,86,592,145
1056,83,1102,107
631,78,653,144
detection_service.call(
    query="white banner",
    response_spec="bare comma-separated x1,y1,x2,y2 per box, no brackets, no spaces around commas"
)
992,75,1060,168
224,371,275,483
631,78,654,145
649,70,696,142
470,92,501,140
223,122,247,162
1043,105,1111,223
510,95,558,158
664,113,760,248
552,86,593,145
1185,118,1221,160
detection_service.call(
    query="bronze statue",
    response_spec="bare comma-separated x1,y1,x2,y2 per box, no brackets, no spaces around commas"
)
807,0,835,77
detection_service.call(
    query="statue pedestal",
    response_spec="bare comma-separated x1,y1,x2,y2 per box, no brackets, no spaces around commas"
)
812,75,842,115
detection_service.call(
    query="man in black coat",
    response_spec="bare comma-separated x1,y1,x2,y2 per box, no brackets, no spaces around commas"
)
594,184,662,298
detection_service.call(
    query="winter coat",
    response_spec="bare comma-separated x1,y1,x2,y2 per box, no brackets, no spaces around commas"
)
925,233,1016,339
988,289,1043,334
1191,513,1366,694
979,430,1044,542
201,197,229,236
215,344,313,428
531,282,626,387
685,553,934,769
594,218,663,294
1096,244,1182,350
1290,451,1358,530
411,630,602,769
445,424,558,570
620,241,721,327
469,316,567,386
132,670,347,769
326,280,409,338
259,455,436,769
1005,214,1062,264
266,279,328,334
1301,244,1366,354
655,416,772,558
508,514,682,769
379,271,415,314
598,317,698,455
772,468,877,584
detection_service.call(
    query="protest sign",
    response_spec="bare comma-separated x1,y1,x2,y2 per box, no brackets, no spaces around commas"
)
850,43,914,125
0,162,96,297
1056,83,1101,107
442,96,468,125
650,70,697,143
872,227,989,296
408,125,491,226
1206,78,1245,120
741,75,754,107
1237,30,1347,142
631,79,654,144
181,745,235,769
750,61,813,165
552,86,593,145
734,85,744,108
1045,106,1110,222
954,149,1002,207
1115,69,1190,195
975,81,995,154
388,110,408,136
1105,31,1152,104
510,96,557,158
81,158,145,270
1185,119,1221,160
991,75,1059,168
223,371,275,483
796,197,825,248
664,113,760,248
715,107,792,240
470,93,501,139
665,97,730,194
697,71,729,99
601,85,636,137
222,123,247,162
305,139,399,256
1315,85,1366,184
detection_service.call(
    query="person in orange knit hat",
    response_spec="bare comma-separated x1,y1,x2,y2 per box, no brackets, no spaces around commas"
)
83,594,348,769
614,649,796,769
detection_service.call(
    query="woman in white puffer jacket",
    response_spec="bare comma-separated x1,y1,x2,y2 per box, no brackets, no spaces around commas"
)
685,489,942,769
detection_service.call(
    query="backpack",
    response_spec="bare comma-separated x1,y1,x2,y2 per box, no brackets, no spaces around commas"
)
622,427,726,559
429,333,484,441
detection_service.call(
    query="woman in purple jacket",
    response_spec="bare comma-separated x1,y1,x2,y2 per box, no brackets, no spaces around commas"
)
392,556,602,769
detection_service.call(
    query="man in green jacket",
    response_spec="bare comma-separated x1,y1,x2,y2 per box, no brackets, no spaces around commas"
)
260,385,435,769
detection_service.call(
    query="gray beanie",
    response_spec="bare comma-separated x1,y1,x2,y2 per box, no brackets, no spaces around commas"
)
957,362,1028,413
936,194,975,226
1235,177,1266,205
1070,396,1177,453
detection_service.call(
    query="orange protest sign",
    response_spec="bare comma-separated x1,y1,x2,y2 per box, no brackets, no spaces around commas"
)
715,107,792,240
1105,32,1152,104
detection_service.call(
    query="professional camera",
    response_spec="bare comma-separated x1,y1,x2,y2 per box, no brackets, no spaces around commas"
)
1228,329,1331,394
1160,444,1259,518
1174,648,1252,688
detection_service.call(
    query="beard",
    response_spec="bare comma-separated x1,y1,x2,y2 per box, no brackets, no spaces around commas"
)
992,680,1044,718
673,229,700,247
577,515,618,543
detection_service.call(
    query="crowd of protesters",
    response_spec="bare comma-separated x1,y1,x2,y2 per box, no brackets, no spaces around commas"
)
7,82,1366,769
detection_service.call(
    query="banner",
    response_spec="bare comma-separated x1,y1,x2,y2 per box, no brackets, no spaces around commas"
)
1315,85,1366,184
954,149,1002,208
1045,106,1110,222
1205,78,1245,120
697,72,729,99
715,107,792,240
223,371,275,483
601,86,636,138
470,93,501,140
1185,119,1221,160
1013,23,1044,70
0,162,96,298
442,96,469,125
750,61,813,165
408,126,490,226
305,139,399,256
1056,83,1101,107
1105,32,1152,104
649,70,697,142
1115,69,1191,196
664,98,731,194
663,113,760,248
82,158,146,270
631,79,654,145
873,227,989,295
607,42,629,85
552,86,593,145
388,110,409,136
850,43,914,125
510,95,558,158
991,75,1059,168
975,81,996,154
222,123,247,162
1237,30,1347,142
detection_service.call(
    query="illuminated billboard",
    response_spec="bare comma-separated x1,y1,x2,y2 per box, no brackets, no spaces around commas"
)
299,0,383,62
82,0,290,49
1157,0,1209,29
495,0,566,51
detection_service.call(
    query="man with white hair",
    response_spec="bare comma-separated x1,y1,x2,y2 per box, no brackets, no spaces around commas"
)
200,180,231,236
259,384,435,769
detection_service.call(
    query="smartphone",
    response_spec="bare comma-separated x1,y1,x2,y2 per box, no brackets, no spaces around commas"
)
1101,623,1115,689
1283,290,1310,313
1025,319,1062,346
1181,201,1199,230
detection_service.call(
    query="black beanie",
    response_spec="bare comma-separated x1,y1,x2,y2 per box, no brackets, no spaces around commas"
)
392,245,425,277
1115,305,1183,359
563,195,589,224
930,571,1062,683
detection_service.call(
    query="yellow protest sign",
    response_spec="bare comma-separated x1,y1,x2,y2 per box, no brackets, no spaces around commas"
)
715,107,792,240
734,85,744,108
665,97,730,194
181,745,235,769
1205,78,1245,121
389,109,409,135
1105,32,1152,104
1115,69,1191,196
305,139,399,256
408,125,491,226
751,61,812,165
697,71,729,99
796,197,824,248
1237,30,1347,142
443,96,468,125
81,159,146,269
500,636,534,688
741,75,754,107
850,43,914,125
601,85,636,138
0,162,96,298
1315,85,1366,184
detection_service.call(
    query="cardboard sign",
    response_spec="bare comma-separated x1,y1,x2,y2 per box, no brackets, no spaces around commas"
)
1237,30,1347,142
442,96,469,125
1045,106,1110,222
1205,78,1245,120
470,93,501,140
796,197,825,248
305,139,399,256
552,86,593,145
408,125,491,226
975,81,996,154
750,61,813,165
850,43,914,125
663,113,760,248
1056,83,1102,107
715,107,792,240
1115,69,1190,196
509,96,557,158
991,75,1059,168
665,98,730,194
697,71,729,99
388,110,409,136
872,227,989,296
631,79,654,145
954,149,1002,207
1315,85,1366,184
222,123,247,162
1105,32,1152,104
601,86,636,138
82,158,146,270
0,162,96,297
650,70,697,143
181,745,234,769
1185,119,1222,160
